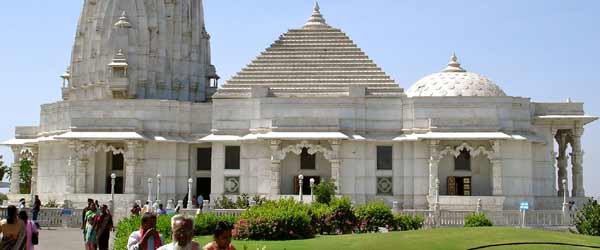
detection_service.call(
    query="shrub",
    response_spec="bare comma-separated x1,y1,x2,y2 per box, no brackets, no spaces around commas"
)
325,197,356,234
394,214,424,231
355,201,394,233
574,198,600,236
114,214,173,250
44,199,59,208
309,202,331,234
235,194,250,209
0,193,8,202
313,180,336,205
235,199,313,240
464,213,493,227
215,195,236,209
195,213,239,236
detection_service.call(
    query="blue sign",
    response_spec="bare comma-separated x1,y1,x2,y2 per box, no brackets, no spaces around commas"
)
519,201,529,211
62,209,73,216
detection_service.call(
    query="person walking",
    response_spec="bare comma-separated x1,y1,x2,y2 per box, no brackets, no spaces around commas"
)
94,205,113,250
84,203,99,250
0,205,27,250
18,211,38,250
32,196,41,229
127,213,164,250
157,215,201,250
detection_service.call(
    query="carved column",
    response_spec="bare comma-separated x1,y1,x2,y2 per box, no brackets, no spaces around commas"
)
30,146,39,200
9,146,22,194
125,141,144,194
428,140,440,199
555,130,569,197
571,127,585,197
329,140,341,194
76,157,89,194
490,140,503,196
269,140,282,198
65,141,77,194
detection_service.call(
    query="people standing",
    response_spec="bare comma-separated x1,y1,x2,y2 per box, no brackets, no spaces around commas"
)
203,222,236,250
32,196,41,229
131,203,142,217
0,205,27,250
157,204,166,216
84,203,99,250
94,205,113,250
127,213,164,250
17,199,26,210
18,211,38,250
157,215,200,250
81,199,94,231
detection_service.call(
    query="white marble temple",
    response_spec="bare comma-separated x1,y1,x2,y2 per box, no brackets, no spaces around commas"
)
1,2,597,211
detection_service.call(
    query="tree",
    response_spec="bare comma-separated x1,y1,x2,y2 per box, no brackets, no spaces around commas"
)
4,156,32,194
0,155,9,181
574,198,600,236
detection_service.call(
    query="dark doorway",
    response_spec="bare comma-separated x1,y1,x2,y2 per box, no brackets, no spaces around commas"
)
105,177,124,194
447,176,471,196
196,177,211,202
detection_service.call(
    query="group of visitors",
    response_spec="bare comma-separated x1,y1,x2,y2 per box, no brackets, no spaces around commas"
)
131,202,176,217
0,205,38,250
127,213,236,250
81,199,114,250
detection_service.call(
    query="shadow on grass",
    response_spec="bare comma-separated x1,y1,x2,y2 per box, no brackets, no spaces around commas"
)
469,242,600,249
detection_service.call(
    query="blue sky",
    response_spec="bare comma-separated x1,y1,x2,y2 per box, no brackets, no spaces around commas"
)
0,0,598,198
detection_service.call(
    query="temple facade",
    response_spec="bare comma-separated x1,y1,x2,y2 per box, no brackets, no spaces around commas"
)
2,1,597,212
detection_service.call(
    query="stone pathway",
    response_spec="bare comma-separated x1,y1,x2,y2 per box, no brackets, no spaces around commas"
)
37,227,115,250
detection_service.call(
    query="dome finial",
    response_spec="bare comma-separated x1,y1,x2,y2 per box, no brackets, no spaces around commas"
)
303,1,330,29
442,52,466,72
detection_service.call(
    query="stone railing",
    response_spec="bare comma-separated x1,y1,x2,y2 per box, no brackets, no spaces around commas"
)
398,209,573,228
0,207,84,228
178,209,246,217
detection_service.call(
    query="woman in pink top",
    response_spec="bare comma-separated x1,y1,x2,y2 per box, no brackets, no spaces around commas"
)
19,211,38,250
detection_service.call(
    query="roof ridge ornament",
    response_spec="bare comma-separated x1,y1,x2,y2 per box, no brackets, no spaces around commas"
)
442,53,467,73
303,1,331,29
114,11,132,28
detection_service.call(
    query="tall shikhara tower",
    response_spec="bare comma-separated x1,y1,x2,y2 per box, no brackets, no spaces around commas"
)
63,0,218,102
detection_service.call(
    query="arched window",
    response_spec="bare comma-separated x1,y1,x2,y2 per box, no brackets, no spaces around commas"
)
454,149,471,171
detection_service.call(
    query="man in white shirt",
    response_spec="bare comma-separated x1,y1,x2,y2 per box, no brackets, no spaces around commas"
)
128,213,165,250
158,215,200,250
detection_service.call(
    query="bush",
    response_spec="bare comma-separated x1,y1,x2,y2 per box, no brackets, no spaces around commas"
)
215,195,236,209
309,197,356,235
114,214,173,250
394,214,424,231
464,213,493,227
0,193,8,202
195,213,239,236
355,201,394,233
235,199,313,240
313,180,336,205
574,198,600,236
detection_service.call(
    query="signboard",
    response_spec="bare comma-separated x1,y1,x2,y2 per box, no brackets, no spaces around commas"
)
62,209,74,216
519,201,529,211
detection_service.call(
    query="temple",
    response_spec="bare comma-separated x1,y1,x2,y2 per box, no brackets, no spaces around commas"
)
2,2,597,213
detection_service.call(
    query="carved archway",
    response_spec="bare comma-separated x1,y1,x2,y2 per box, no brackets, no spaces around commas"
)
273,140,336,161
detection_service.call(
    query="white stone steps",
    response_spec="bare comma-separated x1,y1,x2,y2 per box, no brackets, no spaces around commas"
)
222,84,398,89
237,71,387,75
266,47,361,51
270,43,359,47
255,54,370,59
262,51,365,56
226,79,396,84
232,74,390,79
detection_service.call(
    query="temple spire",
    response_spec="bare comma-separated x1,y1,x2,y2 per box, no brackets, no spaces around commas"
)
442,53,467,72
303,1,330,29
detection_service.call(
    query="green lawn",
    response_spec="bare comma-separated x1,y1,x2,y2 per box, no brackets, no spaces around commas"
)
195,227,600,250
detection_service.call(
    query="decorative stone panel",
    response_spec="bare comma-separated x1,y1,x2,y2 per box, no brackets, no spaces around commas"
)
377,177,393,195
224,177,240,194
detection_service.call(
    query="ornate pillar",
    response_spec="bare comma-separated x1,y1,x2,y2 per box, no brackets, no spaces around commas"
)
329,140,341,194
571,127,585,197
490,140,503,196
555,130,569,197
65,141,77,194
125,141,144,194
428,140,440,199
30,146,39,203
76,157,89,193
9,146,22,194
269,140,282,198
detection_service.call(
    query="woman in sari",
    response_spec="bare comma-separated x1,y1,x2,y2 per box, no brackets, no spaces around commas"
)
18,211,37,250
0,205,26,250
94,205,113,250
84,203,99,250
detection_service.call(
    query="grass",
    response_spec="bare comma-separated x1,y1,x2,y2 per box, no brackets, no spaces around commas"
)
194,227,600,250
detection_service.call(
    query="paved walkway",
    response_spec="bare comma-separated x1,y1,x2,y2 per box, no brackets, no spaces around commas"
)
37,227,115,250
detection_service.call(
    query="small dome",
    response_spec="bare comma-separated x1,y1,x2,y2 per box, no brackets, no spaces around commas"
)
407,54,506,97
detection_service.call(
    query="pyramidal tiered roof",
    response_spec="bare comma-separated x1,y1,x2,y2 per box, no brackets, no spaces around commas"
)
214,3,403,98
